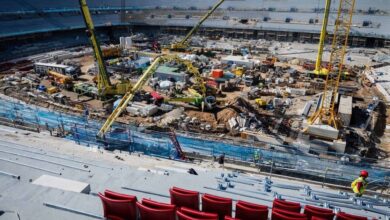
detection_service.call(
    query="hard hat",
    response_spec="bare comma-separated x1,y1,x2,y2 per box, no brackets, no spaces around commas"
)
360,170,368,178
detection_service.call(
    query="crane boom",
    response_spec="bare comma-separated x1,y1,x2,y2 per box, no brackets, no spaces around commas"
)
314,0,331,75
97,57,162,137
308,0,355,130
79,0,111,89
171,0,225,50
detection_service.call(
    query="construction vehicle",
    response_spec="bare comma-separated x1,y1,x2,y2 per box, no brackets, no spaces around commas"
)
255,98,267,108
47,70,73,90
262,57,277,68
169,0,225,51
232,66,245,77
79,0,131,97
101,46,121,58
307,0,355,133
47,86,59,94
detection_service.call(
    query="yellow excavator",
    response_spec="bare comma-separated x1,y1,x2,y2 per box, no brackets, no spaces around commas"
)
79,0,131,97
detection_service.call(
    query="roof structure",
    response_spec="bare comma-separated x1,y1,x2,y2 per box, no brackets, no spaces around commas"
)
0,0,389,39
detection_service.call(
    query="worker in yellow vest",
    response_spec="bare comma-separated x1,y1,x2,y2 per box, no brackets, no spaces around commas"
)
351,170,368,197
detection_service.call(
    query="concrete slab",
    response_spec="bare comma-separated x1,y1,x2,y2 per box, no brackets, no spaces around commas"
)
33,175,91,194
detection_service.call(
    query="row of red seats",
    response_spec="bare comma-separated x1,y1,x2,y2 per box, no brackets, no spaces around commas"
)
98,187,369,220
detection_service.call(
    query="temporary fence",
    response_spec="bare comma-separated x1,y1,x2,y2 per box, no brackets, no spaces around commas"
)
0,95,389,187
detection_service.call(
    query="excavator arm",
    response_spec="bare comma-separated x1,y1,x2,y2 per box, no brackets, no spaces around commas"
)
171,0,225,50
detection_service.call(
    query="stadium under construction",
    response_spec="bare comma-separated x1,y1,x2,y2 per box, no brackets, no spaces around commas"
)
0,0,389,219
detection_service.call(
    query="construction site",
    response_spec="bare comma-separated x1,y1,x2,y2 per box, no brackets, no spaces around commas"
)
0,0,389,219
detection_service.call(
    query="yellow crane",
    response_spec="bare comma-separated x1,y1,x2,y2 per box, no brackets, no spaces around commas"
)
79,0,131,97
313,0,331,76
308,0,355,130
170,0,226,51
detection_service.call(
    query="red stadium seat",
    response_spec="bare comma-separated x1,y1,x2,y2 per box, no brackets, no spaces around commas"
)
271,209,307,220
180,207,219,219
272,208,307,219
312,217,329,220
170,187,200,210
141,198,176,210
98,192,137,220
236,200,268,210
136,202,176,220
202,194,233,220
336,212,368,220
176,208,218,220
235,201,268,220
304,205,334,220
272,199,301,213
104,190,137,201
224,216,240,220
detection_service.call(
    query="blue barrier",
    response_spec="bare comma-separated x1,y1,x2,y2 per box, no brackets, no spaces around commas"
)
0,96,389,183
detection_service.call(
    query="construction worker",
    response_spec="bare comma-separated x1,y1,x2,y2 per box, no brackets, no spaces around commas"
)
254,149,260,163
351,170,369,197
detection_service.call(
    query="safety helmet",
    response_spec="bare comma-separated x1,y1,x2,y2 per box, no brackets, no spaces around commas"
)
360,170,368,178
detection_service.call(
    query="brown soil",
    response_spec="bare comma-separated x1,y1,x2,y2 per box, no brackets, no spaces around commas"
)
217,108,238,124
186,110,217,126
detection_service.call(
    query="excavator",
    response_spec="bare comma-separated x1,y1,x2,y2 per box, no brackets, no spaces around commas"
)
79,0,131,97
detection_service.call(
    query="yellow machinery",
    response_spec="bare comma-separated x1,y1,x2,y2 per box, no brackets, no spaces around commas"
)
232,67,245,77
255,98,267,107
47,87,59,94
47,70,73,89
308,0,355,130
102,47,121,58
313,0,331,76
170,0,225,51
79,0,131,97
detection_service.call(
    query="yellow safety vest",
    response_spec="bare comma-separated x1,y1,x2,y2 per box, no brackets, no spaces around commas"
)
351,177,367,194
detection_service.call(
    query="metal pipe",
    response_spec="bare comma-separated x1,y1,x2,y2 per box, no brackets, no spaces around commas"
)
0,149,90,172
43,202,103,219
0,142,113,170
0,157,61,175
0,170,20,179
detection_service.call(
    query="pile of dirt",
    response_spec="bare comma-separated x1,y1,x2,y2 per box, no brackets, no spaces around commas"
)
217,108,238,124
186,110,217,126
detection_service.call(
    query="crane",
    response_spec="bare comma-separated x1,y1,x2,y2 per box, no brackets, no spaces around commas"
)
313,0,331,76
79,0,131,97
308,0,355,130
170,0,225,51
